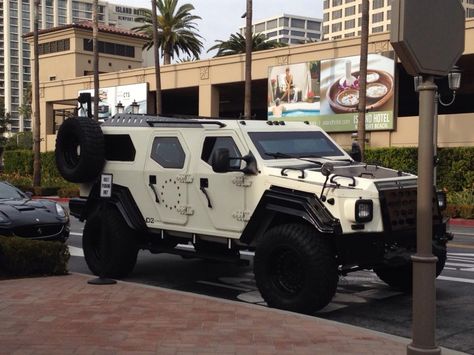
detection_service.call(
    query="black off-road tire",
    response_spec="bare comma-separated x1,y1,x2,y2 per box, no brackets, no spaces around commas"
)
83,206,138,278
374,243,447,291
254,223,338,314
55,117,105,183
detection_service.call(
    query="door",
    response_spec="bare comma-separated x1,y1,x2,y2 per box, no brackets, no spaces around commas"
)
144,133,190,226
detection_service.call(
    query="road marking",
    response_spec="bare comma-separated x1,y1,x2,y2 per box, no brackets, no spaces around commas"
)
448,252,474,257
448,243,474,250
70,232,83,237
196,280,251,292
446,262,474,268
68,246,84,257
450,232,474,237
437,276,474,284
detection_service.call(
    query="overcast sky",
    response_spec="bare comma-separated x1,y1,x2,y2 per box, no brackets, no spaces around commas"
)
107,0,323,57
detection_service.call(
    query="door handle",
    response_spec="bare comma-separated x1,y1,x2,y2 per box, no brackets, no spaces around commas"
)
200,178,212,208
148,175,160,203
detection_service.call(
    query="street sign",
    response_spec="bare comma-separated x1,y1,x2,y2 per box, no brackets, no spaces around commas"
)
391,0,465,77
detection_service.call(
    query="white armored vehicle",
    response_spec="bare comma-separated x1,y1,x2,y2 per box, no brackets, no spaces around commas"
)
56,115,450,313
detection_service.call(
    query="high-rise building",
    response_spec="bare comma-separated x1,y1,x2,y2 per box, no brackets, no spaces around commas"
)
322,0,474,41
0,0,147,132
240,14,323,45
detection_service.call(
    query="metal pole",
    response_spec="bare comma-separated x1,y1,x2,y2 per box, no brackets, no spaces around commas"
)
407,76,440,355
433,93,438,187
243,0,252,119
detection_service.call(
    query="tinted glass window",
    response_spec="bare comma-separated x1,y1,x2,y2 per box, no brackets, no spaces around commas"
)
248,131,344,160
201,137,242,169
105,135,136,162
151,137,185,169
0,182,26,199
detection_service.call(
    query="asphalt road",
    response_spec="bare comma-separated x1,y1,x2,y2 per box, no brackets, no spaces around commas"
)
67,217,474,354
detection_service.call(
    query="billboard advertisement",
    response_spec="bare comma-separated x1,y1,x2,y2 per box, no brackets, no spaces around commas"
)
78,83,148,119
268,53,395,132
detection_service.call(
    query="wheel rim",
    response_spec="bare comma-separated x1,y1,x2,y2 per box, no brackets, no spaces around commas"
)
269,246,304,295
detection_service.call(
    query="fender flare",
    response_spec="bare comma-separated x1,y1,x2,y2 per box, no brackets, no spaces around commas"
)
80,183,147,233
240,187,342,244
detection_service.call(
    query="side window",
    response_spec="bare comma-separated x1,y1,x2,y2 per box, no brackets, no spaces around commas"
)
151,137,185,169
201,136,242,169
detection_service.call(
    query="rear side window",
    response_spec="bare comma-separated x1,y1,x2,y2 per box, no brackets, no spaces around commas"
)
201,136,242,169
151,137,185,169
104,134,136,161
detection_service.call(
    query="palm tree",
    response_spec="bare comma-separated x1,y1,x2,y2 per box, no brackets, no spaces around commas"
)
33,0,41,187
133,0,203,65
208,32,286,57
356,0,369,162
151,0,162,114
92,0,99,121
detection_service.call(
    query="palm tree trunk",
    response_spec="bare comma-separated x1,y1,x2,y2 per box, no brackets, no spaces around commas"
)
163,44,171,65
33,0,41,187
357,0,369,162
243,0,252,119
92,0,99,121
151,0,162,114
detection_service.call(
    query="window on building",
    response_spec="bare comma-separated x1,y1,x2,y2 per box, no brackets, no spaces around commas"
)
386,24,391,31
332,35,342,39
345,32,355,38
468,8,474,17
290,38,302,44
372,25,384,33
291,18,305,28
279,17,289,27
307,32,320,39
267,19,277,30
38,39,70,55
332,0,342,6
387,10,391,21
151,137,185,169
332,9,342,19
345,0,355,2
279,29,289,35
331,22,342,32
307,20,320,31
83,39,134,58
345,6,356,16
255,23,265,33
291,30,306,37
373,0,384,10
372,12,384,23
323,25,329,35
345,19,355,30
323,0,329,9
323,13,329,21
280,37,289,43
266,31,277,38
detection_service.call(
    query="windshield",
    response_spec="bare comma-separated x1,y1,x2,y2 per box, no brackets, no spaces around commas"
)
248,131,346,160
0,182,27,199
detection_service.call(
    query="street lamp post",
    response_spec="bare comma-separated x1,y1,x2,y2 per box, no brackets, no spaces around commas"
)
413,66,461,186
115,101,124,114
130,100,140,114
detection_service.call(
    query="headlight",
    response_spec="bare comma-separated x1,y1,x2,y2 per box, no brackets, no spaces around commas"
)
0,212,10,224
436,191,447,211
55,203,66,217
355,199,373,223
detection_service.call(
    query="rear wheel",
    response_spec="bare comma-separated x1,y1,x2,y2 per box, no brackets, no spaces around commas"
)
254,223,338,314
374,242,447,291
83,206,138,278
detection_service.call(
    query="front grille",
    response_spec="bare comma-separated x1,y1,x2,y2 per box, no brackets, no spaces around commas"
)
379,188,417,231
13,224,64,238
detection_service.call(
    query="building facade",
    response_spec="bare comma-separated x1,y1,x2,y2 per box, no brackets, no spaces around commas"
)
240,14,323,44
322,0,474,41
0,0,146,132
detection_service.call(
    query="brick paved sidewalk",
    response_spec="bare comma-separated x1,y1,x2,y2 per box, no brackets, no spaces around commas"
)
0,273,463,355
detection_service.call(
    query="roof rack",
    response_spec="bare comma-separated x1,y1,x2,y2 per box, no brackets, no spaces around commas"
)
102,114,226,128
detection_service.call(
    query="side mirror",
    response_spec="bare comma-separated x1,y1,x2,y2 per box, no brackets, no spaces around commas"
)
211,148,231,173
350,142,362,162
211,149,258,175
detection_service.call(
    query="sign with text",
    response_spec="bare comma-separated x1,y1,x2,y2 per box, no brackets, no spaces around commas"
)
267,53,395,132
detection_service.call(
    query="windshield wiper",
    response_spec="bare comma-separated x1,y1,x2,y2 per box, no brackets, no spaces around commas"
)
264,152,323,166
298,154,353,164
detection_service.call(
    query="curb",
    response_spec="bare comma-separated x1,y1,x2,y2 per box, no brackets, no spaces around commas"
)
448,218,474,227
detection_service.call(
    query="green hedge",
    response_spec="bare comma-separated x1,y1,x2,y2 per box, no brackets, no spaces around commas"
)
3,150,61,178
0,236,70,277
365,147,474,192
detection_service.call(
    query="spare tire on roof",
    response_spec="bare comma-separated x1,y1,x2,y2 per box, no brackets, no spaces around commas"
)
55,117,105,183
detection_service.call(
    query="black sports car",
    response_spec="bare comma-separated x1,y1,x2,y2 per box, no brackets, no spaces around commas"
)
0,182,69,242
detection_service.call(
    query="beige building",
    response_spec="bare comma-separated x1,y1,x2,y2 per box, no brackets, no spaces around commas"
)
27,19,474,152
323,0,474,41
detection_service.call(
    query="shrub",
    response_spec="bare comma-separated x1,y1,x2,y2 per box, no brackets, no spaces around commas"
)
0,236,70,277
58,186,80,198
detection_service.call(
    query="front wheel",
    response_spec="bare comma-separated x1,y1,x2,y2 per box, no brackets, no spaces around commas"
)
254,223,338,314
83,206,138,278
374,242,447,291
